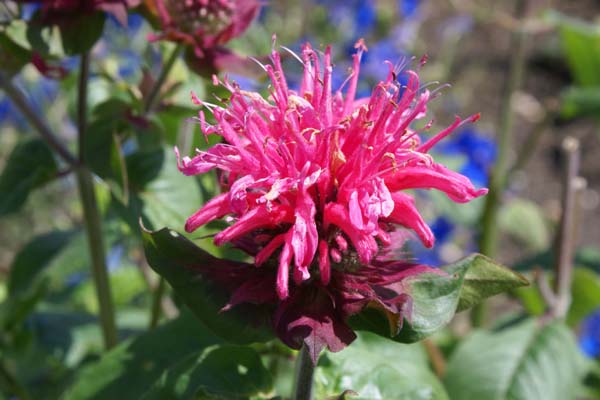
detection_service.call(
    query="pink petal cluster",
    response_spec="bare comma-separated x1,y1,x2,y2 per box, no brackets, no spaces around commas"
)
179,40,487,301
147,0,261,58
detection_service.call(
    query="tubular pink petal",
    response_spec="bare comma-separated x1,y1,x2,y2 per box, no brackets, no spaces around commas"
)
386,192,435,248
185,193,231,232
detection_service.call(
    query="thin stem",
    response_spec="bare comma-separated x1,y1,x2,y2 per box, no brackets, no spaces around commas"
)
473,0,529,328
76,52,118,349
292,345,315,400
423,339,446,378
143,44,183,114
478,0,529,258
552,137,582,318
78,51,90,164
0,72,78,166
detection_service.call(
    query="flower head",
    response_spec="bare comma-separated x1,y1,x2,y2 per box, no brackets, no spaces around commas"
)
178,40,487,361
146,0,260,58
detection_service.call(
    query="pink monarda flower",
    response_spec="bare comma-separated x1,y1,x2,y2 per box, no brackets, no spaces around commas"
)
178,40,487,361
146,0,260,58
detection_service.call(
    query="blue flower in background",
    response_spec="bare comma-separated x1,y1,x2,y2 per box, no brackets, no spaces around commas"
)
436,127,497,187
580,309,600,358
318,0,377,41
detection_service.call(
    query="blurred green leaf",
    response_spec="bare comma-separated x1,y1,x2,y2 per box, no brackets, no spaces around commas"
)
0,32,32,77
0,277,47,336
315,332,448,400
561,86,600,119
140,148,202,230
349,254,528,343
499,199,549,253
8,230,75,296
63,312,222,400
568,267,600,327
444,319,586,400
59,12,106,55
0,139,58,216
551,12,600,87
142,226,275,344
141,345,272,400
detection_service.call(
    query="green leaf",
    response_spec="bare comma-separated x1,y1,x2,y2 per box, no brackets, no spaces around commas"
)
63,312,223,400
551,12,600,87
8,230,75,296
142,226,274,344
0,139,58,216
59,12,106,55
561,86,600,119
0,32,32,77
141,345,272,399
349,254,528,343
140,148,203,231
315,332,448,400
567,267,600,326
499,199,549,253
444,319,587,400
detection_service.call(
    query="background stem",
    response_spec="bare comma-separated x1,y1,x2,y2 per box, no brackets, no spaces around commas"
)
0,72,78,166
292,345,315,400
76,51,118,349
474,0,529,327
143,44,183,114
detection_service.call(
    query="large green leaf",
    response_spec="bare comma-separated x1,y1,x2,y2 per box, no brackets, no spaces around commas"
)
8,230,75,296
63,312,223,400
142,227,274,344
140,148,203,231
0,139,58,216
444,319,586,400
349,255,528,343
141,345,272,399
315,332,448,400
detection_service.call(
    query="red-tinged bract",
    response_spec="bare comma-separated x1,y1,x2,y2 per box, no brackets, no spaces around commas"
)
19,0,140,25
178,41,488,362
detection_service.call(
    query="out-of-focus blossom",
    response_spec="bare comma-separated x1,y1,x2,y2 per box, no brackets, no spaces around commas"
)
19,0,140,25
177,40,487,361
145,0,260,56
399,0,420,17
580,309,600,358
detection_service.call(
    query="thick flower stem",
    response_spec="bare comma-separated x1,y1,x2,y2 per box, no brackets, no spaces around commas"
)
0,72,78,167
292,345,316,400
77,51,118,350
143,43,183,114
475,0,529,327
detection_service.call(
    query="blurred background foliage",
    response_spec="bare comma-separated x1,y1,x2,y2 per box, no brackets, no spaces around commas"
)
0,0,600,399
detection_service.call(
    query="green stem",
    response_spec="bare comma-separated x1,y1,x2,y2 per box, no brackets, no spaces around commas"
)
0,359,31,400
0,72,78,166
142,43,183,328
143,44,183,114
292,345,315,400
474,0,529,327
76,51,118,349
